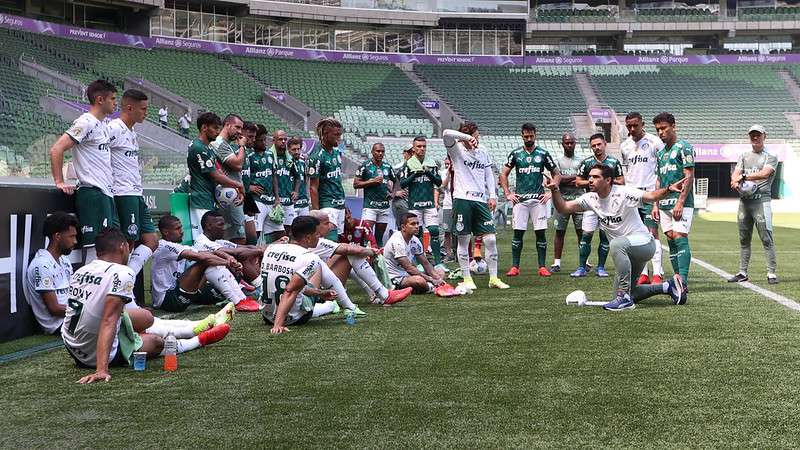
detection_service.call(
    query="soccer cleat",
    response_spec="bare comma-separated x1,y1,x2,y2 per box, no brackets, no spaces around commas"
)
369,293,382,305
234,297,261,312
768,274,779,285
538,267,552,277
602,292,635,311
192,314,216,335
595,266,609,278
239,279,256,292
385,287,413,306
353,306,367,316
214,303,235,326
570,267,588,278
506,266,520,277
331,300,341,315
198,323,231,346
460,277,478,291
488,277,510,289
550,264,561,273
727,273,748,283
668,274,688,305
636,274,650,285
651,274,664,284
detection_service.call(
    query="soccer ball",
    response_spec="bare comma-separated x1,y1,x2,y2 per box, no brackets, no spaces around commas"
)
469,258,488,275
566,290,588,306
215,185,238,207
738,180,757,197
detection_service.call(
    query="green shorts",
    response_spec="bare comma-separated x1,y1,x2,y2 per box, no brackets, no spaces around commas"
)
553,210,583,231
75,187,119,246
115,195,157,241
441,208,454,233
452,198,495,236
638,203,657,229
160,284,225,312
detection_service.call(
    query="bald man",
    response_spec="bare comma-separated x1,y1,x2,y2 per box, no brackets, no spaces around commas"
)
551,133,584,272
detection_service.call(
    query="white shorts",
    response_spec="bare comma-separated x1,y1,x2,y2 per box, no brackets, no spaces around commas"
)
410,208,439,227
189,208,210,241
582,210,598,232
659,207,694,235
255,202,285,234
321,207,345,232
362,207,393,224
512,200,550,231
295,206,310,217
282,205,296,226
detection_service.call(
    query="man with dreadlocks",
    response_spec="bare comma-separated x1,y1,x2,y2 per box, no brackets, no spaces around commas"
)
308,118,346,241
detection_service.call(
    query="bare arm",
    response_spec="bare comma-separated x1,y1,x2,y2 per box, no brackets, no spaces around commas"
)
223,147,245,171
271,274,307,334
78,296,124,384
50,134,77,194
544,178,584,215
334,243,378,258
575,175,590,189
40,291,66,317
310,178,320,210
396,255,429,279
417,252,441,282
499,165,514,199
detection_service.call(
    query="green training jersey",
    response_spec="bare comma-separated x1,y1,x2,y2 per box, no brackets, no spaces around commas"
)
241,146,252,193
308,144,345,209
398,157,442,210
505,146,557,200
578,154,624,181
187,139,217,210
294,158,309,208
274,151,298,206
657,139,694,211
736,149,778,202
358,159,396,209
248,150,276,204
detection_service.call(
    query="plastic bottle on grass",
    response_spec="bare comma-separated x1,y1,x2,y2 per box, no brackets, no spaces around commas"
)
344,309,356,326
164,332,177,371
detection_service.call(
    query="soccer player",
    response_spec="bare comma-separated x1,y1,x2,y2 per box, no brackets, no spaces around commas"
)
210,114,248,244
288,136,310,217
391,147,413,229
354,142,396,247
443,122,509,291
621,112,665,285
571,133,624,278
24,212,77,334
728,125,779,284
440,156,455,262
62,229,230,384
238,121,258,245
652,112,695,286
342,207,378,248
551,132,583,273
186,112,242,241
108,89,158,277
248,125,283,243
273,129,300,236
50,80,118,262
308,118,346,241
499,122,560,277
547,165,688,311
384,213,445,294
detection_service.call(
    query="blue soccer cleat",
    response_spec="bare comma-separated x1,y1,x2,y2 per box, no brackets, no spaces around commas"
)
603,292,635,311
595,266,609,278
667,275,688,305
570,267,588,278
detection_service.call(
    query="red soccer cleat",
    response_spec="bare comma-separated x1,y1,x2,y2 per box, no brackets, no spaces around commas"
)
538,267,552,277
636,274,650,285
235,297,261,312
651,274,663,284
198,323,231,346
385,287,413,306
506,266,520,277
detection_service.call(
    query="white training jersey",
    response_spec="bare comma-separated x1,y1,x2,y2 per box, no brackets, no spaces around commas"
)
620,132,663,191
578,185,650,241
61,260,136,366
24,249,73,334
107,118,142,196
383,230,423,280
260,243,322,323
310,238,340,261
150,239,192,308
193,233,237,252
443,130,497,202
66,112,113,196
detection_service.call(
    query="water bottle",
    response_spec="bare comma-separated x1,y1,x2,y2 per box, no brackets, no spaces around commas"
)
163,332,177,371
344,309,356,326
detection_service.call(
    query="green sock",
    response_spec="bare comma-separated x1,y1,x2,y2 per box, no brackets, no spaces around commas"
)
667,239,679,275
675,236,692,283
535,229,547,268
511,229,525,268
325,229,338,241
429,226,441,265
598,231,609,268
578,233,593,268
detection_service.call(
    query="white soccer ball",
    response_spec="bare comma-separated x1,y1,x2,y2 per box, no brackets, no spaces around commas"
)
566,290,588,306
469,258,488,275
738,180,757,197
215,185,238,207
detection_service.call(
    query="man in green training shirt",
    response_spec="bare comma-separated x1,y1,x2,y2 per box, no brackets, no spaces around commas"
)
652,112,694,286
354,142,396,247
289,136,310,217
571,133,625,278
398,136,443,267
308,118,346,241
249,125,283,243
272,129,301,236
499,122,560,278
238,121,258,245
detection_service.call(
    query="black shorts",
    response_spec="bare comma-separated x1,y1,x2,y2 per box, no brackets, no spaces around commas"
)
65,345,129,369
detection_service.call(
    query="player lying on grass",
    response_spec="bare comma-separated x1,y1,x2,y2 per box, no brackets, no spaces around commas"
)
383,213,445,294
546,164,688,311
308,211,412,307
62,229,230,384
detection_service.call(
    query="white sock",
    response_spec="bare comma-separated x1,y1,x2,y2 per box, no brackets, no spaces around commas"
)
145,317,196,339
426,282,435,293
483,233,499,278
85,246,97,264
159,336,201,355
641,266,649,276
554,258,561,266
457,235,471,279
205,266,246,304
319,263,356,310
313,301,336,318
348,256,389,300
662,282,670,294
652,242,663,276
350,269,375,297
128,244,154,276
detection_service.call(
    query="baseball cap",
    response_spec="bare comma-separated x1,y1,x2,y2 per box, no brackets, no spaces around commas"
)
748,124,766,135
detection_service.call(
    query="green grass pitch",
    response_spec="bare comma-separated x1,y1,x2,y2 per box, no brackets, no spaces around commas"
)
2,216,799,448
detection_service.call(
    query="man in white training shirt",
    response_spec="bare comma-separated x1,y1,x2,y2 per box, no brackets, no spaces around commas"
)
383,213,445,294
547,164,688,312
621,112,665,285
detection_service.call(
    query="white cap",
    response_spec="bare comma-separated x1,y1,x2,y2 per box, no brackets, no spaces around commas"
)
748,124,766,135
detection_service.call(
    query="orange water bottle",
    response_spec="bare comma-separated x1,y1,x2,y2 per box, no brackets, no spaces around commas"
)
163,332,177,371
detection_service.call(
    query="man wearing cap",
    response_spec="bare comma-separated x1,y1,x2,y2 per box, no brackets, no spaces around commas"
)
727,125,779,284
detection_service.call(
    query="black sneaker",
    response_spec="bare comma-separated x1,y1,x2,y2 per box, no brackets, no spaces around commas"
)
550,264,561,273
768,275,779,285
727,273,748,283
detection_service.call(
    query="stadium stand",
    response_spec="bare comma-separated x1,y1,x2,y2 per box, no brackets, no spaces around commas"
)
738,5,800,20
534,7,616,22
635,7,718,22
336,106,433,139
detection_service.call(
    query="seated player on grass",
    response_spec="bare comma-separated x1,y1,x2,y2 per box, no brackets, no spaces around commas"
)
383,213,445,294
546,164,688,311
309,210,412,307
62,229,230,384
341,207,378,248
